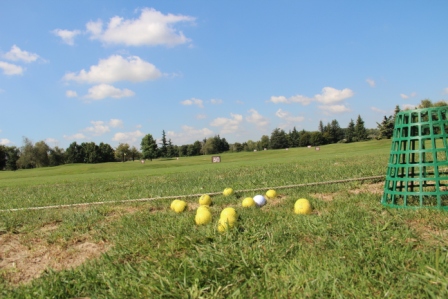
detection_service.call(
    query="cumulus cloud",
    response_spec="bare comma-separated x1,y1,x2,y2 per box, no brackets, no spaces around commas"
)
400,94,409,99
210,113,243,134
196,114,207,119
66,90,78,98
210,99,222,105
0,61,23,75
52,29,81,45
112,130,144,144
63,55,161,83
167,125,213,145
84,121,110,136
0,138,12,145
269,95,312,105
269,87,353,106
246,109,269,128
84,84,135,100
181,98,203,108
314,87,354,104
366,78,375,87
63,133,86,140
86,8,195,47
3,45,40,63
275,109,305,123
109,119,123,128
318,104,351,114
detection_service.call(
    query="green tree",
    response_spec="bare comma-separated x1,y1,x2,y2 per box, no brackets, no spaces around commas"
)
81,142,100,163
345,119,355,142
354,115,368,141
5,146,19,170
270,128,288,149
49,146,65,166
203,137,219,154
299,130,311,147
65,142,84,164
160,130,168,158
166,139,175,158
289,127,300,147
259,135,270,150
17,137,36,169
129,146,141,161
115,143,131,162
318,121,324,134
141,134,158,161
377,115,394,139
310,131,324,146
329,120,344,143
0,145,6,170
98,142,115,162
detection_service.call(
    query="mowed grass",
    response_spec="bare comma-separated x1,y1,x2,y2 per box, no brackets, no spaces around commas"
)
1,140,448,298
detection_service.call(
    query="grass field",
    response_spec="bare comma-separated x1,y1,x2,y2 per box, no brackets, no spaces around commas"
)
1,140,447,298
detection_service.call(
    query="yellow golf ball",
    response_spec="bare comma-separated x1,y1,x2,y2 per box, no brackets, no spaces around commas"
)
266,189,277,199
195,209,212,225
242,197,256,207
294,198,312,215
223,188,234,196
199,194,212,206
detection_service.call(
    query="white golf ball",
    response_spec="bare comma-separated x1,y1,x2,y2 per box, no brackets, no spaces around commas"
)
253,195,267,207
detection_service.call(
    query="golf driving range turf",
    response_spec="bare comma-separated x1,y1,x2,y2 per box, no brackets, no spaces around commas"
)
1,139,447,298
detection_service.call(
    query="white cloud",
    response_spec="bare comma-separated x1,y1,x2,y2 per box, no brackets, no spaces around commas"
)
246,109,269,128
210,113,243,134
270,87,354,106
400,94,409,99
0,138,12,145
269,95,312,105
275,109,305,122
196,114,207,119
63,133,86,140
112,130,144,144
181,98,203,108
84,121,110,136
84,84,135,100
86,8,195,47
109,119,123,128
3,45,40,63
63,55,161,84
0,61,23,75
236,100,244,105
66,90,78,98
366,78,375,87
210,99,222,105
314,87,354,104
167,125,213,145
371,107,387,114
52,29,81,45
444,88,448,94
318,104,351,114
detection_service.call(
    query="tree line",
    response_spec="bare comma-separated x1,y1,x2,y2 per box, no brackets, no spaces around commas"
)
1,99,445,171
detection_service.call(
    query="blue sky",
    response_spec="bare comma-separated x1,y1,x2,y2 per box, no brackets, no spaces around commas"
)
1,1,447,149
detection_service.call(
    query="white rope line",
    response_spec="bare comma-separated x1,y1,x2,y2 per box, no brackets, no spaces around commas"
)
0,175,385,212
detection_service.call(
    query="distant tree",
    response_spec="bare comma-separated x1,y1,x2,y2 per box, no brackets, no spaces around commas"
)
259,135,270,150
418,99,433,108
203,137,219,154
299,130,311,147
310,131,324,146
65,142,84,163
81,142,100,163
34,141,50,167
354,115,368,141
159,130,168,158
178,145,188,157
17,137,36,169
115,143,131,162
49,146,65,166
289,127,300,147
5,146,19,170
318,121,324,134
270,128,288,149
141,134,158,161
166,139,175,158
345,119,355,142
0,145,6,170
328,120,344,143
377,115,394,139
129,146,141,161
98,142,115,162
231,142,244,152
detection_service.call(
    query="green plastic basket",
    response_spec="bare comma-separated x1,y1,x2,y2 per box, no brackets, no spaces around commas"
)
382,106,448,210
